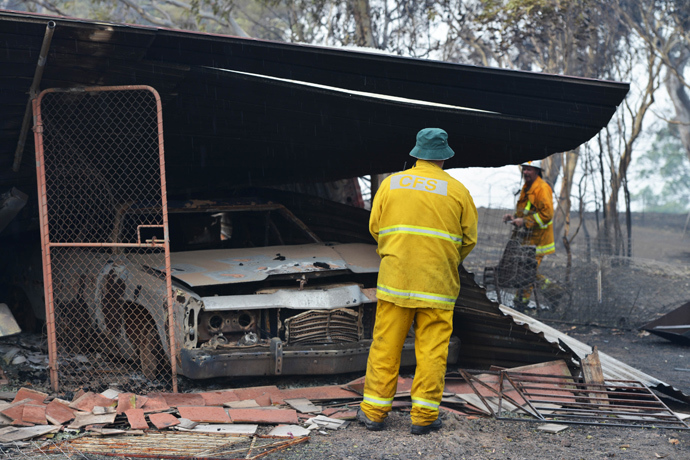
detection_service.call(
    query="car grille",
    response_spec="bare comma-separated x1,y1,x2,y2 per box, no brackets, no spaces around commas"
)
284,308,362,344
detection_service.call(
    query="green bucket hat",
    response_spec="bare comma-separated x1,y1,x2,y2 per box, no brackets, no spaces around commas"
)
409,127,455,161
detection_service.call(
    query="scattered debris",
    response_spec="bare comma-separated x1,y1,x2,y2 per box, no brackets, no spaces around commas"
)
268,424,311,437
0,304,20,338
536,423,569,433
0,357,687,459
305,415,349,430
642,301,690,345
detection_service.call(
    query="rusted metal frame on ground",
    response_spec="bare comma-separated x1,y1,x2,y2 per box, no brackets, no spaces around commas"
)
498,372,690,430
33,85,177,392
457,369,536,419
13,20,55,172
36,433,308,459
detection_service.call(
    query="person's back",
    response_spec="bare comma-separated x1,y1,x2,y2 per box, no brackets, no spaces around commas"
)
359,127,478,436
371,160,477,310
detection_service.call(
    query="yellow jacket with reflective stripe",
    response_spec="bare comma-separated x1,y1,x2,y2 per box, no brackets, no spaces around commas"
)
515,175,555,256
369,160,478,310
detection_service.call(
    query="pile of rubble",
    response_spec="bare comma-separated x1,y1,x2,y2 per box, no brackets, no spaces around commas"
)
1,358,688,458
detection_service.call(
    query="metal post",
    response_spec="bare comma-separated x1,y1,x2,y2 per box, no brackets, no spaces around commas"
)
13,21,56,172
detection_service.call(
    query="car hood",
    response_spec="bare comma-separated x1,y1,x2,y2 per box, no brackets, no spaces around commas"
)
167,243,380,287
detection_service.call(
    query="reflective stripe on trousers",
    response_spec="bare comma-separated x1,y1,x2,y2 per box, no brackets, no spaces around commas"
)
360,299,453,425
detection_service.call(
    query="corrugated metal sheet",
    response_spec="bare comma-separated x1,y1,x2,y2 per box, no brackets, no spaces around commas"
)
501,306,690,404
454,269,690,405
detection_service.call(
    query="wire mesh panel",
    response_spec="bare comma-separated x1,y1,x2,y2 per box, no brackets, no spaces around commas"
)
33,86,176,392
465,207,690,327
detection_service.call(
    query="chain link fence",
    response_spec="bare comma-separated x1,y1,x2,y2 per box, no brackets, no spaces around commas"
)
33,86,176,392
464,207,690,328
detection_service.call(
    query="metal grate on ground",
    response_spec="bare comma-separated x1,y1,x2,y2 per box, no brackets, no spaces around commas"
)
460,370,689,430
33,86,176,392
36,432,308,459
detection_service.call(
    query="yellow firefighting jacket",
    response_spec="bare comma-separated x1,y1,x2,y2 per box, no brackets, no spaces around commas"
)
515,175,555,256
369,160,478,311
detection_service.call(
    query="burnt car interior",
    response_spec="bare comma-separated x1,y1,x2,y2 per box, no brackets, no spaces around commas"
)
118,194,380,352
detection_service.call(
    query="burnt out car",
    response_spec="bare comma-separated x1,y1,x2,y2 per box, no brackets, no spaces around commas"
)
19,191,459,380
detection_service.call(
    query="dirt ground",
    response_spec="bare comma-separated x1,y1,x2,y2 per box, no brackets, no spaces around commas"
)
1,325,689,460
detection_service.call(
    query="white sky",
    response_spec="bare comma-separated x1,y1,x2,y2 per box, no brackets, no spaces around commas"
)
448,165,522,210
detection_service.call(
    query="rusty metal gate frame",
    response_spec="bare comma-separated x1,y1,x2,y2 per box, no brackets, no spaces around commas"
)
32,85,177,392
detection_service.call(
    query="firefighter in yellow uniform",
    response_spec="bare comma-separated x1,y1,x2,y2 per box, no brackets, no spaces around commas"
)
357,128,478,435
502,160,555,310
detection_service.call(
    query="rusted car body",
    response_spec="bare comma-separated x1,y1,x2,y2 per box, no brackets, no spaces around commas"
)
17,194,460,379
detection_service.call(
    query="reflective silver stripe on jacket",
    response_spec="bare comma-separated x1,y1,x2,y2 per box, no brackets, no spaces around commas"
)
525,201,552,229
378,225,463,244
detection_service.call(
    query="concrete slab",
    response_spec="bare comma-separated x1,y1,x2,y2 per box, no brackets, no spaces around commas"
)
0,425,60,442
284,398,322,414
537,423,569,433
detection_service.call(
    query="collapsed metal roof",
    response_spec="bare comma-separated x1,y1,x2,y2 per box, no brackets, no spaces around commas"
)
454,269,690,405
0,9,629,202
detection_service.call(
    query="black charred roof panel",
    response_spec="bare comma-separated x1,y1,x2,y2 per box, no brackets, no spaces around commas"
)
0,10,629,196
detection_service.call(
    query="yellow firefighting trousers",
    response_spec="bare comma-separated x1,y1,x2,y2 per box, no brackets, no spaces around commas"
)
361,299,453,426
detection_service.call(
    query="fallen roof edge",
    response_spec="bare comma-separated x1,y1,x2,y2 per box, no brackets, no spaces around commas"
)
499,305,690,405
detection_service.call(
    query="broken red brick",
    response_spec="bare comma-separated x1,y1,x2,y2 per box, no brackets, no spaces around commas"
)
226,408,298,424
22,404,48,425
69,392,116,413
255,394,273,407
1,399,34,426
278,385,360,401
116,393,148,414
177,406,231,423
232,386,283,405
324,410,357,420
158,393,205,408
72,389,86,402
345,376,409,396
321,409,357,420
125,409,149,430
12,388,48,404
200,391,239,406
141,396,170,413
46,399,75,425
149,412,180,430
